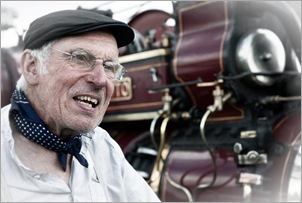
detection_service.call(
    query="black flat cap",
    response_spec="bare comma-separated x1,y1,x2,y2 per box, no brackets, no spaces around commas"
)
23,9,134,50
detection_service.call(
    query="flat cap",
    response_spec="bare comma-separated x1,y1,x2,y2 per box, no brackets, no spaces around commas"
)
23,9,135,50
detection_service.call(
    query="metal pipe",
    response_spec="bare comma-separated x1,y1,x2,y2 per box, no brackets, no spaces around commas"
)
150,113,163,150
165,171,193,202
194,91,232,200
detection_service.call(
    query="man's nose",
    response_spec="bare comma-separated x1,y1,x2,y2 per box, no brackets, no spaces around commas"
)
85,64,108,87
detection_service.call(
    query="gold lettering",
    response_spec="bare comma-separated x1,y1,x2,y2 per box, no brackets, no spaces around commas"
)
111,77,133,102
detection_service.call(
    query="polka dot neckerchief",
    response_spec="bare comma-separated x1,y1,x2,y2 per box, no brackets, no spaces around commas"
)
9,90,88,171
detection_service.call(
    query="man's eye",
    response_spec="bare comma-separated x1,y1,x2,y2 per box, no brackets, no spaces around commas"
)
104,62,117,73
73,54,89,62
71,50,95,62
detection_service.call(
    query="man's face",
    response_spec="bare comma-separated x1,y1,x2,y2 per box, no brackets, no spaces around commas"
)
32,31,118,138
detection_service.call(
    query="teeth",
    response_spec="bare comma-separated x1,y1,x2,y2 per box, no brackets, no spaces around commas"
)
76,96,98,105
78,100,92,108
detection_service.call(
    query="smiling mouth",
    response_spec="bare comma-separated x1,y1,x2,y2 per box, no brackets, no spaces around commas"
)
74,96,99,108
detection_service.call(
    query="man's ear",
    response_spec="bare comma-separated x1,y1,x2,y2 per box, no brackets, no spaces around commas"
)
20,50,39,86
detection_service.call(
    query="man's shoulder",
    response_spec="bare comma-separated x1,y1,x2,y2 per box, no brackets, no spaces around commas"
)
1,104,11,121
93,127,118,145
1,104,11,113
87,126,124,156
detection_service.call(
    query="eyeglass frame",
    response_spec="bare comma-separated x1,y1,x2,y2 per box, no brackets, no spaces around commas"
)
50,47,126,80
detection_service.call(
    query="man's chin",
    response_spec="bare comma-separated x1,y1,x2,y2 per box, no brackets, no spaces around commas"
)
74,122,100,134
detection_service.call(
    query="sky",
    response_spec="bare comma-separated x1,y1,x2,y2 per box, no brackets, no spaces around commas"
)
1,1,174,48
1,1,300,48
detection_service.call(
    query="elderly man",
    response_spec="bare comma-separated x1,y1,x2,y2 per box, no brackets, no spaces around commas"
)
1,10,160,202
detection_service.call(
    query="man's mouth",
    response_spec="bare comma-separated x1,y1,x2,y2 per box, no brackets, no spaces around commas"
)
74,96,99,108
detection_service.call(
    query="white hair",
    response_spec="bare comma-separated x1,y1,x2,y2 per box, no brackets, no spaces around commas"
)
16,41,56,92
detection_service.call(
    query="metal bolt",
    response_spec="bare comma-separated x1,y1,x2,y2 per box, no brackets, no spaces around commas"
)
247,150,259,162
233,142,243,154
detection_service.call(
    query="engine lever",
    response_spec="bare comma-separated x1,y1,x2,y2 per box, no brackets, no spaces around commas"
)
149,116,170,194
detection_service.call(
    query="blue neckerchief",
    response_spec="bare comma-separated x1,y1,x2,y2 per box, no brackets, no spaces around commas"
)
10,90,88,171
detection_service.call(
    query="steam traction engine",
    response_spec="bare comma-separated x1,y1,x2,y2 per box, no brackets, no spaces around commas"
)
101,1,301,202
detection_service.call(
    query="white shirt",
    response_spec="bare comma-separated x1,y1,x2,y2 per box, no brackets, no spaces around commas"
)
1,105,161,202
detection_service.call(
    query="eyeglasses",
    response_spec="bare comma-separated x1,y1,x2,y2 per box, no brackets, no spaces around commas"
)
50,47,125,80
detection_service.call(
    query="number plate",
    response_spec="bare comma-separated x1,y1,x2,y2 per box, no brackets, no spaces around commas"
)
111,77,133,102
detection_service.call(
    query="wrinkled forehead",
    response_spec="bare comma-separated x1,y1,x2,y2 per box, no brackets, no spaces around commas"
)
53,30,119,57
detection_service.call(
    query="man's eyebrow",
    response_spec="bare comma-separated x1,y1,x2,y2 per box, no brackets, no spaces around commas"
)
68,48,92,54
68,47,118,61
102,53,119,62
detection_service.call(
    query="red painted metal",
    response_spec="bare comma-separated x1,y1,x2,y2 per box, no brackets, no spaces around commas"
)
173,1,226,109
